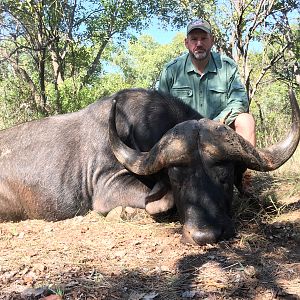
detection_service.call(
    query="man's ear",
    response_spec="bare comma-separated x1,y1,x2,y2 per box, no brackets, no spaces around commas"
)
184,37,188,49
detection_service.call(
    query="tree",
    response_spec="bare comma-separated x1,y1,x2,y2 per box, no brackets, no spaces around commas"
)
209,0,299,102
0,0,214,119
110,33,186,88
1,0,298,128
0,0,80,113
271,24,300,87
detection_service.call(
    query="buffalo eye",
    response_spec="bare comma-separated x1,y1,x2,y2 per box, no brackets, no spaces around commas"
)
168,166,183,184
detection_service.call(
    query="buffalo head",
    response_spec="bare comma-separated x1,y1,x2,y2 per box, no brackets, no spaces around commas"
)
109,90,300,245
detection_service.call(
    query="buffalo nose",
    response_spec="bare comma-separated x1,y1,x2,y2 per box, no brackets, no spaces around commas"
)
181,224,235,245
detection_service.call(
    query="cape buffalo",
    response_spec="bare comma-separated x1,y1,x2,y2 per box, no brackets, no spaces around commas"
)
0,88,299,245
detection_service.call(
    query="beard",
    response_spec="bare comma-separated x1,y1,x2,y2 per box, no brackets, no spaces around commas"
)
190,48,209,61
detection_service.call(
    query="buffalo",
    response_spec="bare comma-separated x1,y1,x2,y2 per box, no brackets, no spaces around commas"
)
0,88,299,245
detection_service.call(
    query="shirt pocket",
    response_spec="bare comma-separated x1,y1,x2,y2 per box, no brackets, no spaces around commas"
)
171,86,193,103
208,86,227,109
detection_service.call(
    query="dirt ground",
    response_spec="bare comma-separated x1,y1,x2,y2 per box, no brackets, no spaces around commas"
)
0,173,299,300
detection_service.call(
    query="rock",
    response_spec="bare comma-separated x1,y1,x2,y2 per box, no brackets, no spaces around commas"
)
244,265,257,277
106,206,123,221
21,286,51,298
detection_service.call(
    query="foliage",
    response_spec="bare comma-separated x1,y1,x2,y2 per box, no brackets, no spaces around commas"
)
110,33,186,88
0,0,299,148
209,0,299,102
0,73,44,129
270,24,300,86
250,83,293,147
0,0,214,126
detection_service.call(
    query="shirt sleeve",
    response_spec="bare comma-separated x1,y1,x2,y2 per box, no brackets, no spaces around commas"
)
213,66,249,125
157,65,172,94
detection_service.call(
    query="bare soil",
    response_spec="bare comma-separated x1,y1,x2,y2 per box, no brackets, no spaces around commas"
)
0,173,299,300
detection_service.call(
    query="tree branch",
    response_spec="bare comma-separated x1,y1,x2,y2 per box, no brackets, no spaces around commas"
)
250,43,290,99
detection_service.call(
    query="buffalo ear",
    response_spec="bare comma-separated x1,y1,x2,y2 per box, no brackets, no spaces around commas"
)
145,180,170,204
234,165,247,194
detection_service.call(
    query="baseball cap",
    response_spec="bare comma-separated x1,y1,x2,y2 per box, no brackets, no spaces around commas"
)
187,19,212,34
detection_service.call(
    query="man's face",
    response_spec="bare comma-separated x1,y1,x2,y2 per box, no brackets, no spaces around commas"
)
185,29,214,61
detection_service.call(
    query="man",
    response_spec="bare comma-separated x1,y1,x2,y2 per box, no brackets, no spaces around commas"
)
158,19,256,146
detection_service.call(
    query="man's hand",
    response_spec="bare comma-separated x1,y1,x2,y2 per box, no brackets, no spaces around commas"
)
219,110,232,125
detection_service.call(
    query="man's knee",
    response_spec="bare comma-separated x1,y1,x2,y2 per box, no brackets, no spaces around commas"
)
235,113,255,129
232,113,256,146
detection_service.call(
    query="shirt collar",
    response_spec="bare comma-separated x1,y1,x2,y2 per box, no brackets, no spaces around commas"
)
185,52,217,75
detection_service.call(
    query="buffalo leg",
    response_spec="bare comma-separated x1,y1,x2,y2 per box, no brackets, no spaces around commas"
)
92,169,174,216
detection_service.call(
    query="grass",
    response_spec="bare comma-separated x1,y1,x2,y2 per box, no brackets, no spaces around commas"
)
50,286,64,297
273,146,300,177
232,144,300,237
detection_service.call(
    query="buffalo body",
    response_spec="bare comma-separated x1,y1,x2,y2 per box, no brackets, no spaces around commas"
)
0,88,299,245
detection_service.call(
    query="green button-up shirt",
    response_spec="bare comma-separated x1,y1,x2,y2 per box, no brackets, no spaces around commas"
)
157,52,249,125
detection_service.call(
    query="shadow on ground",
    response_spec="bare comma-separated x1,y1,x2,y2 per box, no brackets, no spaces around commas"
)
2,234,299,300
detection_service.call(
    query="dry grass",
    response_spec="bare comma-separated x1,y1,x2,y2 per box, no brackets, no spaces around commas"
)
273,146,300,177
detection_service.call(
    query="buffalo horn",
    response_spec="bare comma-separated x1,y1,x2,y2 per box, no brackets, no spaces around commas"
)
200,89,300,171
109,90,300,174
109,99,200,175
